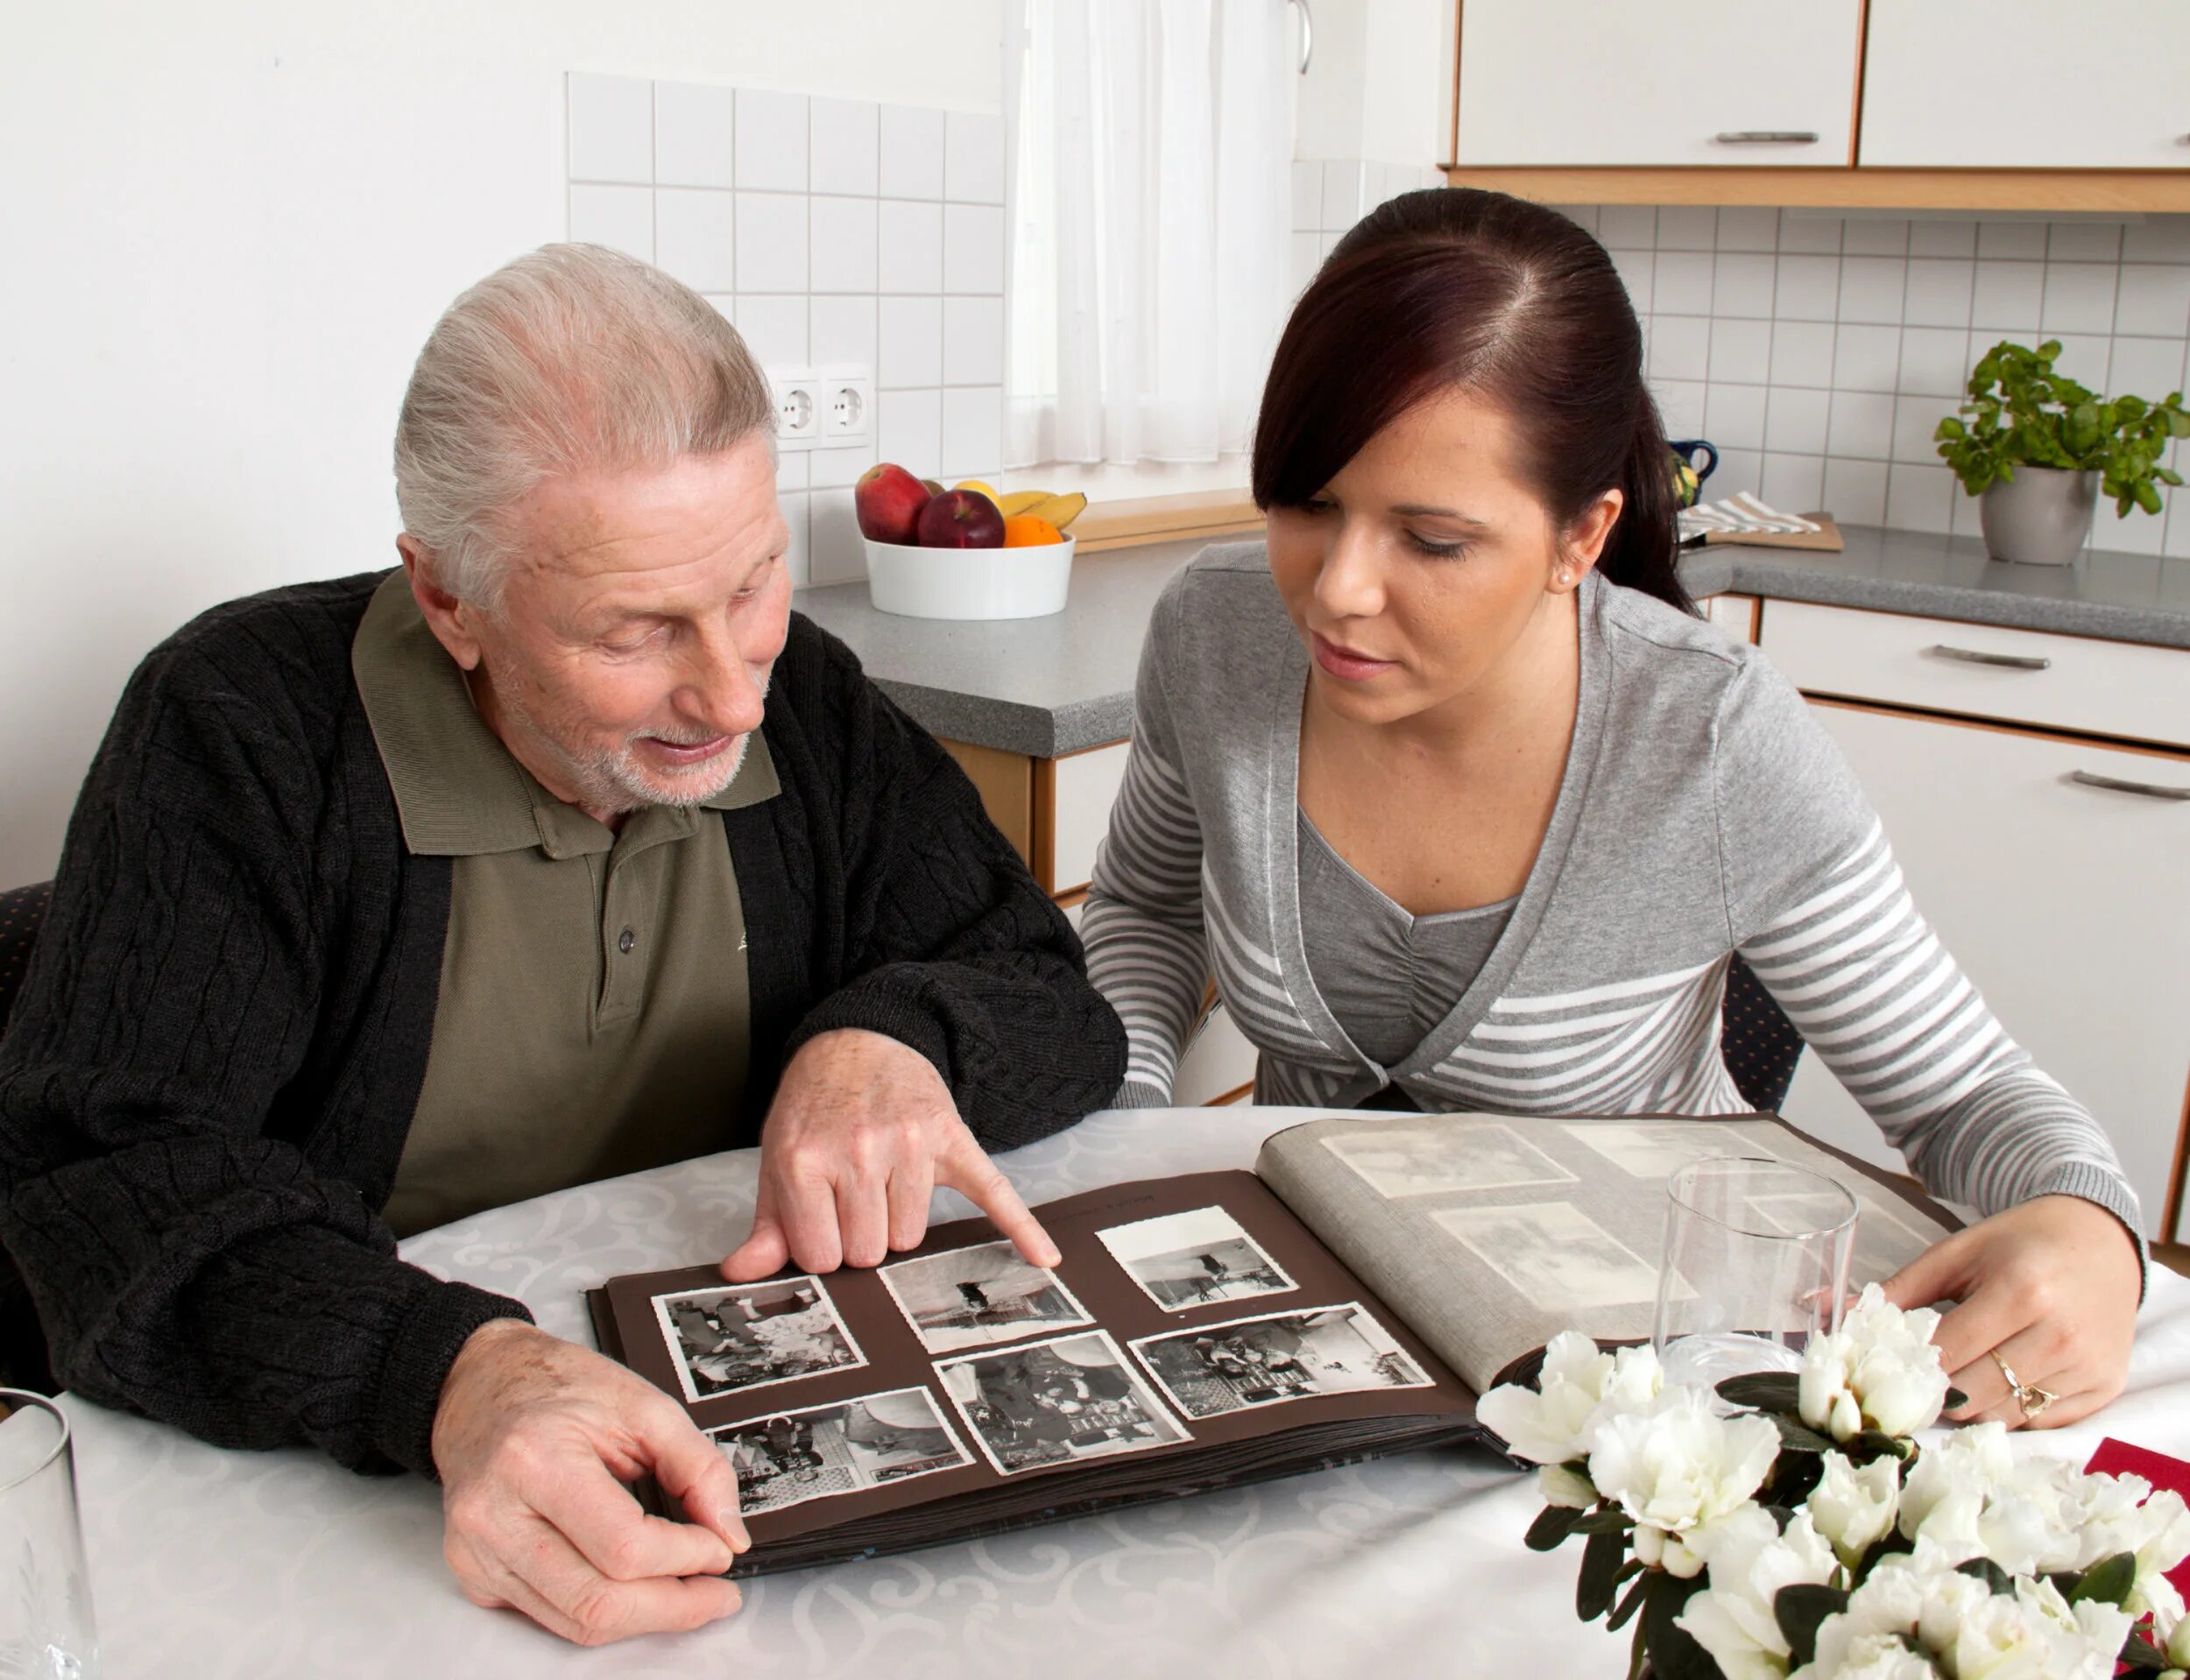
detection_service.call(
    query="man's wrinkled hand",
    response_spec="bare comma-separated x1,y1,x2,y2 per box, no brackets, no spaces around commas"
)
721,1027,1056,1281
432,1319,750,1646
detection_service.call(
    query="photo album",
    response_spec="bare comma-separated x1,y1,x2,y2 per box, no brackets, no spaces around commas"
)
586,1112,1960,1575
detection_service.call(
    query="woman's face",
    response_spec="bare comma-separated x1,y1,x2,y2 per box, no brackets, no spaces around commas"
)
1263,386,1619,729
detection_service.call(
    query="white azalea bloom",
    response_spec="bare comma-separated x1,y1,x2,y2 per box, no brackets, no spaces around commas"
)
1538,1463,1597,1509
1811,1451,1902,1567
1677,1508,1838,1680
1587,1386,1779,1541
1800,1286,1950,1445
1478,1331,1664,1467
2068,1476,2190,1632
2168,1610,2190,1668
1801,1632,1941,1679
1899,1424,2017,1538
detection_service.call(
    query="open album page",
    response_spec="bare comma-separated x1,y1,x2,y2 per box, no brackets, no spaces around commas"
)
1253,1112,1954,1398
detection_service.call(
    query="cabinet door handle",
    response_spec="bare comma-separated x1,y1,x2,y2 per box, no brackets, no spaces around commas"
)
1928,643,2052,671
2071,770,2190,801
1712,131,1820,145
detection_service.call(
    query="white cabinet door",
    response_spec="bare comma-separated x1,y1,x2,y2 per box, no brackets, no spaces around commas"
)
1049,741,1130,896
1781,703,2190,1240
1454,0,1862,166
1862,1,2190,167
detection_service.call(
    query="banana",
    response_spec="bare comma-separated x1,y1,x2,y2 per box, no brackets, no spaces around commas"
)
1025,491,1088,531
996,490,1051,518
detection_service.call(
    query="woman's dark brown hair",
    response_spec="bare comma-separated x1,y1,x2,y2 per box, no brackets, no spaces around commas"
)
1253,188,1692,614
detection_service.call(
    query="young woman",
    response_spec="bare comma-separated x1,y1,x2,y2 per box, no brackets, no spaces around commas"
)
1080,189,2143,1430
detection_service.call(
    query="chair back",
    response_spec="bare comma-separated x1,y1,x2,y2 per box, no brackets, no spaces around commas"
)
1720,951,1805,1113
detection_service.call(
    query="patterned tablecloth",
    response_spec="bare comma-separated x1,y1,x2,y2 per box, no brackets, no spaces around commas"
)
64,1106,2190,1678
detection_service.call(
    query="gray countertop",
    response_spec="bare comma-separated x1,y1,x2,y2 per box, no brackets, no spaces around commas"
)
794,525,2190,758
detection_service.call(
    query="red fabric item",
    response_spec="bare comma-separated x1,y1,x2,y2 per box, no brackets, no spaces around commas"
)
2086,1436,2190,1600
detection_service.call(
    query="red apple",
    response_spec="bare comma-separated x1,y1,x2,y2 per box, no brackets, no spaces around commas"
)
916,489,1006,548
855,462,932,545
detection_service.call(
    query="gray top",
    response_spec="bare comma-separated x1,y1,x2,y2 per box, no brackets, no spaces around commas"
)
792,525,2190,758
1078,541,2144,1270
1296,808,1515,1071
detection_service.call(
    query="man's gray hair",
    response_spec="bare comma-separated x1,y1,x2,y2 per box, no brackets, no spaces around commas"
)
393,243,775,605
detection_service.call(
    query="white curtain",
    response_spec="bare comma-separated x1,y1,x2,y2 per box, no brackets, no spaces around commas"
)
1005,0,1295,468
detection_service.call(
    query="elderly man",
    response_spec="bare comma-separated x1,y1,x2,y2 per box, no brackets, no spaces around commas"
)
0,244,1126,1643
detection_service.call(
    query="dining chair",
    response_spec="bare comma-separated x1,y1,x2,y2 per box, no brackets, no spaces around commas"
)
0,880,54,1393
1720,951,1806,1114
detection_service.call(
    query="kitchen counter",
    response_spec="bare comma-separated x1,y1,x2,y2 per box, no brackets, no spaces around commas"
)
793,525,2190,758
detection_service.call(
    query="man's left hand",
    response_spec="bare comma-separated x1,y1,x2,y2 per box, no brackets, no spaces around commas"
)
1883,1193,2141,1430
720,1028,1058,1280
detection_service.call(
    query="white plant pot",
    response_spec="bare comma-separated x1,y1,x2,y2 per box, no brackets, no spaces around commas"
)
863,534,1075,620
1978,465,2098,567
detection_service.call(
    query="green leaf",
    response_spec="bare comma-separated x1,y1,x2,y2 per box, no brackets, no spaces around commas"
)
1525,1503,1584,1552
1850,1429,1915,1460
1642,1572,1717,1680
2136,479,2164,515
2071,1551,2137,1609
1935,416,1967,441
1715,1373,1802,1411
2119,1631,2173,1671
1579,1527,1628,1621
2157,467,2183,487
1607,1567,1652,1633
1944,1387,1967,1409
1574,1508,1636,1535
1958,1556,2015,1595
1775,1583,1851,1669
1770,1412,1839,1454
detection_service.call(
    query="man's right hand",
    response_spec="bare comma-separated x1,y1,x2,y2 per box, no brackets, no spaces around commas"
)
431,1318,750,1646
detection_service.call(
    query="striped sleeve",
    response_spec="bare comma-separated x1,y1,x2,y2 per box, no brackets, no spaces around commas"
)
1079,599,1213,1106
1714,657,2145,1273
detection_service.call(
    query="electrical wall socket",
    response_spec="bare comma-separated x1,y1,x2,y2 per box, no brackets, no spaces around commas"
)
816,364,873,446
767,364,820,452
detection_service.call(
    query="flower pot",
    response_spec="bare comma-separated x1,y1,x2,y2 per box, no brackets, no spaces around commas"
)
1977,465,2098,567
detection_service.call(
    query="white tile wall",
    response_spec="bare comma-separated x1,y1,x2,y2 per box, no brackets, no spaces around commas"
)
565,74,1005,589
1559,208,2190,556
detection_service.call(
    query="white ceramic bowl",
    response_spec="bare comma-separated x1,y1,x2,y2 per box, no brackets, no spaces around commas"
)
862,533,1075,620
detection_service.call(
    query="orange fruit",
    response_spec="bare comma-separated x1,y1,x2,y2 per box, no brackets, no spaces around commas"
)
1002,514,1064,547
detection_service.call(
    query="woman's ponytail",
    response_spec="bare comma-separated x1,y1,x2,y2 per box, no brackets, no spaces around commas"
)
1597,386,1693,615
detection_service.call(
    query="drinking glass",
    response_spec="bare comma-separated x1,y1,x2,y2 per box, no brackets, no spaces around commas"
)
1652,1157,1856,1394
0,1390,100,1679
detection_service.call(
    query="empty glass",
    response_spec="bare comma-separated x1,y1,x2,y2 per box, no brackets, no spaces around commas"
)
0,1390,99,1679
1653,1157,1857,1394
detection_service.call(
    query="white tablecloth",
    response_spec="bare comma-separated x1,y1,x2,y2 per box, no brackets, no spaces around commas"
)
64,1107,2190,1679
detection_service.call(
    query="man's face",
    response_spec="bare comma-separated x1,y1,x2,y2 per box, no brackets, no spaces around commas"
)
449,435,792,817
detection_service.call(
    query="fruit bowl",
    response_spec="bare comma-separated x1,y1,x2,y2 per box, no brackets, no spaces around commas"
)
863,534,1075,621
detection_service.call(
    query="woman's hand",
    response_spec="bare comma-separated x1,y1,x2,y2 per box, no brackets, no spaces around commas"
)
1883,1193,2142,1429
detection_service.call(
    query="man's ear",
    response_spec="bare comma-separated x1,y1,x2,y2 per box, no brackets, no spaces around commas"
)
1550,489,1625,595
396,535,485,671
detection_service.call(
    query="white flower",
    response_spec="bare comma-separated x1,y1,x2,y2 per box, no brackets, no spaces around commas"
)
1810,1633,1939,1679
1676,1507,1839,1680
1798,1555,2127,1680
2168,1611,2190,1669
1537,1463,1597,1509
1811,1451,1902,1568
1898,1423,2017,1542
2066,1473,2190,1633
1799,1285,1951,1444
1587,1386,1779,1548
1478,1331,1663,1469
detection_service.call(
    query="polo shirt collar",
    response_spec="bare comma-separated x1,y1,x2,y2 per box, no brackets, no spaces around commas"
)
351,569,779,858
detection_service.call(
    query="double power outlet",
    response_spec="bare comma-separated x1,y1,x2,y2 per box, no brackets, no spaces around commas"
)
768,364,872,453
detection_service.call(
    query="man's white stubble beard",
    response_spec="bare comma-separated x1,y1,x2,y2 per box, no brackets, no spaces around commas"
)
502,667,774,817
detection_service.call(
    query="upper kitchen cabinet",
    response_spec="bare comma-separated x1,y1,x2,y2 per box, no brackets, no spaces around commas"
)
1862,0,2190,167
1452,0,1863,167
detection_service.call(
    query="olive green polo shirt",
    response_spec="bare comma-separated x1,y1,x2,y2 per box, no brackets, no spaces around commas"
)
352,572,780,1237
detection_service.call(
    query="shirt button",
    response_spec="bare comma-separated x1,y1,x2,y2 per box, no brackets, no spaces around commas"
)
618,927,636,954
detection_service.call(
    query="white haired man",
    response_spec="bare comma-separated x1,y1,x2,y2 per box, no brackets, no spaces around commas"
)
0,245,1127,1644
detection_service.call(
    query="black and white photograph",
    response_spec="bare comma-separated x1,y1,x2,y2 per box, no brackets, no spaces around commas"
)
1319,1122,1577,1197
877,1239,1096,1354
651,1277,866,1404
1562,1120,1786,1181
706,1387,973,1517
1095,1204,1298,1310
936,1331,1187,1475
1431,1202,1678,1313
1749,1189,1937,1282
1130,1302,1433,1421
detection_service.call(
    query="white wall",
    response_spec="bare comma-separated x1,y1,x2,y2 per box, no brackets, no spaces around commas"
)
0,1,1002,885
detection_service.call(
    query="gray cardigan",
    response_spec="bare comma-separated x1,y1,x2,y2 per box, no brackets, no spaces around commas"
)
1081,542,2142,1248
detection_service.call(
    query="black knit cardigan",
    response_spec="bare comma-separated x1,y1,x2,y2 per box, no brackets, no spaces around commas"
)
0,572,1126,1479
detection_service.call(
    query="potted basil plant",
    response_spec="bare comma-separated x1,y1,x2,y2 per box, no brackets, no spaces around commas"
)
1934,337,2190,566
